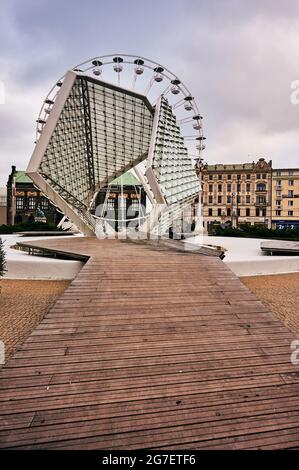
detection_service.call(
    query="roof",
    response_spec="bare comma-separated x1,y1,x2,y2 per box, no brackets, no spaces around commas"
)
274,168,299,172
14,171,32,184
110,171,141,186
206,163,256,171
12,169,141,187
204,158,272,172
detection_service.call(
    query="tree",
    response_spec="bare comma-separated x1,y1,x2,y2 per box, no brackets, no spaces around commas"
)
0,237,6,278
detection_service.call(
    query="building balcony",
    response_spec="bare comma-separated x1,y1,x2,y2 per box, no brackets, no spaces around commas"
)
255,202,268,207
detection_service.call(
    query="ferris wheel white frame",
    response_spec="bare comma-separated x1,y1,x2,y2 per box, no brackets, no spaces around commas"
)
36,53,206,159
29,53,205,237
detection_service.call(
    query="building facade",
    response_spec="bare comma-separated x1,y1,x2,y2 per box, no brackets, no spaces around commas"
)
202,158,273,230
201,159,299,232
6,166,60,226
272,168,299,229
0,188,7,225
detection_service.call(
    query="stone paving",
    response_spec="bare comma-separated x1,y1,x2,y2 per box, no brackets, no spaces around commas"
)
242,273,299,338
0,280,70,361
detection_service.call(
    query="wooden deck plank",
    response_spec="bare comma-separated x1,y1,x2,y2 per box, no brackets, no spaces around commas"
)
1,237,299,449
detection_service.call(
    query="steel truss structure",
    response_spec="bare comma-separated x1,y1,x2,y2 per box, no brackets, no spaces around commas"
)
27,55,205,236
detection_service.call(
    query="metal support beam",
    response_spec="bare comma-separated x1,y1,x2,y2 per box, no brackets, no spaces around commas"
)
80,77,95,196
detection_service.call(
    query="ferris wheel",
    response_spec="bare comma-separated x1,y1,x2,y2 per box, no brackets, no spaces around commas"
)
34,54,206,235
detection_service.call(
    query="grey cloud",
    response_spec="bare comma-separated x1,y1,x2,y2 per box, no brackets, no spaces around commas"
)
1,0,299,185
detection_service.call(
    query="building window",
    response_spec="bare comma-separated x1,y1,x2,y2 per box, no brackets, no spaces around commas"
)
262,173,267,179
208,196,213,204
288,210,294,216
218,184,222,192
256,208,260,217
227,183,232,192
246,174,251,180
246,183,251,192
209,174,213,180
227,195,231,204
288,180,294,186
237,195,241,204
246,195,250,204
227,174,231,180
276,210,281,216
276,171,281,176
289,170,294,176
218,196,222,204
41,197,49,210
288,190,294,198
256,173,261,179
256,183,266,191
107,199,115,210
262,208,266,217
256,195,266,204
246,208,250,217
237,183,241,192
237,209,240,217
208,208,213,216
209,184,213,192
237,174,241,180
288,200,294,206
276,200,281,206
227,208,231,216
28,197,36,210
130,200,140,211
218,208,222,217
218,175,222,180
16,197,24,210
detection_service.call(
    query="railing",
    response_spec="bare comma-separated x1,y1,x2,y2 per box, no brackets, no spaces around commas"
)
255,202,267,207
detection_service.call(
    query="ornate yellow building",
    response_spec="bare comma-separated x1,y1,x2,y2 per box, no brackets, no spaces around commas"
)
201,158,273,230
272,168,299,230
201,159,299,232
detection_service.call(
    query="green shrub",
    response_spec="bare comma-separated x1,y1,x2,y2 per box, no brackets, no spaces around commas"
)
0,221,63,234
214,223,299,241
0,225,14,234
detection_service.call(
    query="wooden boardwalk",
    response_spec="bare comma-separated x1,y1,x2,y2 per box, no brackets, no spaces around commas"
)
1,237,299,449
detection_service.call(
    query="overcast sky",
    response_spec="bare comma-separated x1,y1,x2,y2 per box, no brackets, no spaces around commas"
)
1,0,299,186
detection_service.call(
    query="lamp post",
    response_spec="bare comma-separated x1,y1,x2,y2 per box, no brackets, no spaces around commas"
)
195,157,206,235
231,192,239,228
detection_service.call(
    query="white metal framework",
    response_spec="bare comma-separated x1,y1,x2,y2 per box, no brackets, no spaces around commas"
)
27,54,205,236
